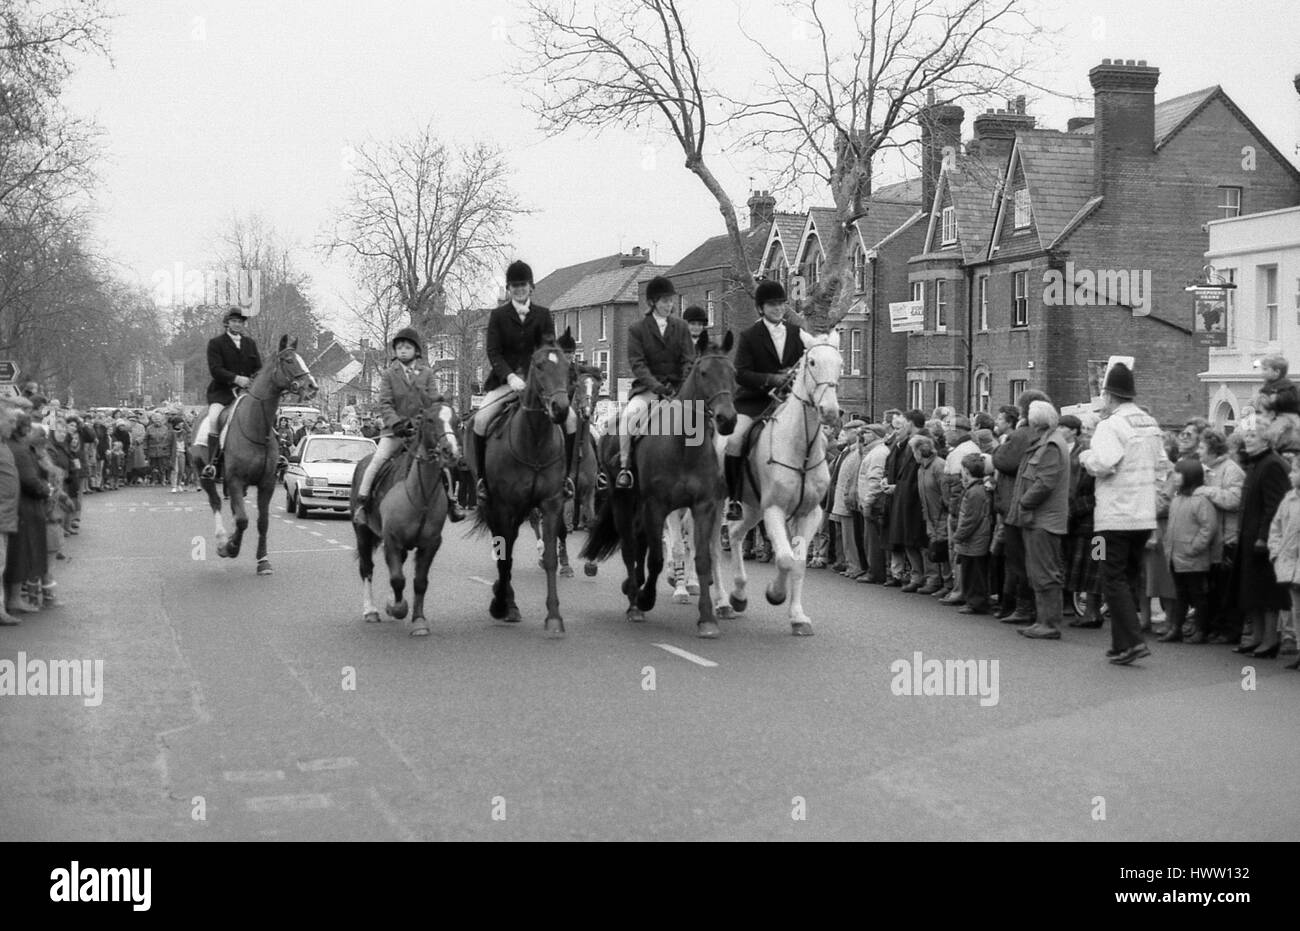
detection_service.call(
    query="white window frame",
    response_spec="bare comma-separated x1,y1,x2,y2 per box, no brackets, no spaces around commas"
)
911,280,924,303
853,247,867,292
575,312,582,344
1219,186,1242,220
595,350,611,396
1009,378,1027,404
908,379,924,411
1012,271,1028,327
940,205,957,245
849,329,862,375
974,371,991,413
935,279,947,333
1263,265,1279,344
600,307,608,341
978,276,989,331
1223,267,1237,348
705,289,715,326
935,381,947,409
1013,188,1032,229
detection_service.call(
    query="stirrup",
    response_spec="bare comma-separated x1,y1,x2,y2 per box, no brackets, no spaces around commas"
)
725,499,743,521
476,477,489,502
200,463,217,480
563,477,575,499
596,472,610,491
615,469,634,489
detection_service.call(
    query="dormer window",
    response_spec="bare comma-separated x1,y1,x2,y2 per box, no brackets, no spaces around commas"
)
1013,188,1032,229
852,246,867,292
940,205,957,246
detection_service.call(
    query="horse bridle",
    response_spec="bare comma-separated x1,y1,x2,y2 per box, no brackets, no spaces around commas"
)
519,349,569,418
682,353,734,421
247,350,313,403
412,405,458,464
789,343,841,412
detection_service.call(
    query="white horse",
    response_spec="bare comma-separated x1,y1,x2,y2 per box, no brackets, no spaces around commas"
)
664,508,699,602
711,333,841,635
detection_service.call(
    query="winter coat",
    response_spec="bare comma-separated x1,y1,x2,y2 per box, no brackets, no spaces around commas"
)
1166,493,1221,573
1006,427,1070,534
1258,376,1300,417
206,331,262,405
145,422,171,458
1235,446,1290,612
8,438,48,583
944,438,979,517
916,455,947,540
1267,489,1300,586
1199,453,1244,547
377,359,442,437
1080,402,1167,532
856,438,890,517
627,311,696,398
831,446,862,518
992,426,1035,517
483,301,555,392
0,441,18,534
733,319,805,418
886,436,925,548
952,481,992,557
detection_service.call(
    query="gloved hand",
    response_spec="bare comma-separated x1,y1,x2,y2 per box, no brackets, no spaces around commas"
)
234,375,252,389
507,374,526,392
396,419,417,437
653,383,674,399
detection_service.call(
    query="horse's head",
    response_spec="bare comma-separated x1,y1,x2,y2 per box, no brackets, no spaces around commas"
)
796,331,843,426
273,335,319,401
572,367,601,422
689,330,737,436
416,401,460,466
528,334,570,425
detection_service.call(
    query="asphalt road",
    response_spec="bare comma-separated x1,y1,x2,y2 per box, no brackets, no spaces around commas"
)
2,485,1298,841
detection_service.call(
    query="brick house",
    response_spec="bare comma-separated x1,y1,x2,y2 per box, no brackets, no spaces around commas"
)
907,60,1300,422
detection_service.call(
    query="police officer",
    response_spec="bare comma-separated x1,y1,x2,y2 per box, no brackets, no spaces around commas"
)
198,307,261,479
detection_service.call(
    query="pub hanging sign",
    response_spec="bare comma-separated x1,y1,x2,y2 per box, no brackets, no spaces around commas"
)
1185,267,1235,348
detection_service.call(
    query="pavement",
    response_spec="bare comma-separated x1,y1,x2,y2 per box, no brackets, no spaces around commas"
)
2,485,1298,841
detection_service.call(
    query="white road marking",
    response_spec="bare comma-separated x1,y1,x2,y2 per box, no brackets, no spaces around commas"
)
469,576,493,586
244,793,331,812
296,756,357,772
309,531,323,537
653,643,719,667
326,539,340,545
223,770,285,783
267,547,355,555
367,786,420,842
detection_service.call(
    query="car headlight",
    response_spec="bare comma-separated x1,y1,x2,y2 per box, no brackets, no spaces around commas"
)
307,476,328,487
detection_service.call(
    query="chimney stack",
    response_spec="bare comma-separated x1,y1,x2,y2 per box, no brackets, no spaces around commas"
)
971,103,1036,162
1088,58,1159,197
620,246,650,267
747,189,777,229
919,99,964,211
1067,116,1095,132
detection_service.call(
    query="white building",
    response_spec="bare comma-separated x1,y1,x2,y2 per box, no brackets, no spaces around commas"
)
1199,205,1300,429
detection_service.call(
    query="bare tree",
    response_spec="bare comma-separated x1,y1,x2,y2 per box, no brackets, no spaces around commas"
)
212,212,321,352
324,126,520,339
340,258,408,353
510,0,759,324
730,0,1048,329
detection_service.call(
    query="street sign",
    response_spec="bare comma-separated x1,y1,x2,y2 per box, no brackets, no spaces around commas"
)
0,361,19,384
888,301,923,334
0,385,17,398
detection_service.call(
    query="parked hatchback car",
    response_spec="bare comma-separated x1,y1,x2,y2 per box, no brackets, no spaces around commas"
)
283,433,376,517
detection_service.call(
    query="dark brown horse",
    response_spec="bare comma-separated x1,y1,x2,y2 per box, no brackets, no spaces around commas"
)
190,336,317,574
466,332,570,635
350,400,460,636
581,331,737,637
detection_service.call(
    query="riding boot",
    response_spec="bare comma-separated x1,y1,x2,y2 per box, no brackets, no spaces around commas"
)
563,432,576,499
474,434,489,503
200,432,220,480
352,493,370,526
442,468,466,522
724,454,744,521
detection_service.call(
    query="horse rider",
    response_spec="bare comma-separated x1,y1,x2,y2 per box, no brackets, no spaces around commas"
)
720,280,806,520
198,306,261,480
558,329,602,488
353,327,465,525
470,260,578,502
613,275,697,490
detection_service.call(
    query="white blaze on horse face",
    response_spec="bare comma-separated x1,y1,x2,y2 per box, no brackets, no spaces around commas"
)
547,352,558,365
438,406,459,459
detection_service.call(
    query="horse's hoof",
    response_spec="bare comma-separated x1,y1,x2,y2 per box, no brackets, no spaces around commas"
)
363,611,382,624
621,578,635,597
560,565,574,578
765,582,787,606
715,604,734,620
635,589,656,612
686,583,699,595
729,593,748,613
697,620,720,639
791,621,814,637
672,588,690,604
544,616,565,638
216,544,230,559
410,623,430,637
626,607,645,623
387,600,409,620
583,562,598,577
256,560,272,576
537,558,544,570
505,604,522,623
489,598,508,620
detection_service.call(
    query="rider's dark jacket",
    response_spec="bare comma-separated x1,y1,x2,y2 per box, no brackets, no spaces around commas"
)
733,318,805,418
378,359,442,438
627,311,695,397
206,331,262,405
484,301,555,392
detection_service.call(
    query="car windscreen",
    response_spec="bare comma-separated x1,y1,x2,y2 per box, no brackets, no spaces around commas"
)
303,439,374,463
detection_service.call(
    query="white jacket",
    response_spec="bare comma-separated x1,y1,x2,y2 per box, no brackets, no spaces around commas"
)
856,439,890,511
1079,402,1168,532
832,446,862,518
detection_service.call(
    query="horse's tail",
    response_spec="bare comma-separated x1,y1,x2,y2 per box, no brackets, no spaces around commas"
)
579,489,622,562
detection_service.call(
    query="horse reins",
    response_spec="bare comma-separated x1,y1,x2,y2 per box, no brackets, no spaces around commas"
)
762,344,839,515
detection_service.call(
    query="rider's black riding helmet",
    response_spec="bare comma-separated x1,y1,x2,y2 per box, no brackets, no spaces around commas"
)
390,326,425,359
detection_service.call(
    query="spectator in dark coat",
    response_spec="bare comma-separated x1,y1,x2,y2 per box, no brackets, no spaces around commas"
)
1007,400,1070,639
993,390,1052,622
6,410,47,613
884,410,927,589
0,403,19,624
953,453,993,614
1232,420,1290,656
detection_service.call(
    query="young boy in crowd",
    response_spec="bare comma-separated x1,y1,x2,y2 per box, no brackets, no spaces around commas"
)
1163,458,1220,643
1268,456,1300,668
952,453,993,615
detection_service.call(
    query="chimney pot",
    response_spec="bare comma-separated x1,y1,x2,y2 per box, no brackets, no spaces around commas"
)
1125,59,1135,66
1137,59,1147,66
1102,58,1111,65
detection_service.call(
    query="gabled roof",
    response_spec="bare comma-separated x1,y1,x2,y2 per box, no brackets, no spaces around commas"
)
1071,85,1219,149
854,201,928,252
871,176,923,204
797,207,841,263
665,220,770,277
533,253,644,307
758,212,809,272
550,263,670,311
988,130,1095,254
924,155,1004,262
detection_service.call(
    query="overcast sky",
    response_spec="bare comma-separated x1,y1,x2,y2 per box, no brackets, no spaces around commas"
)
62,0,1300,338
